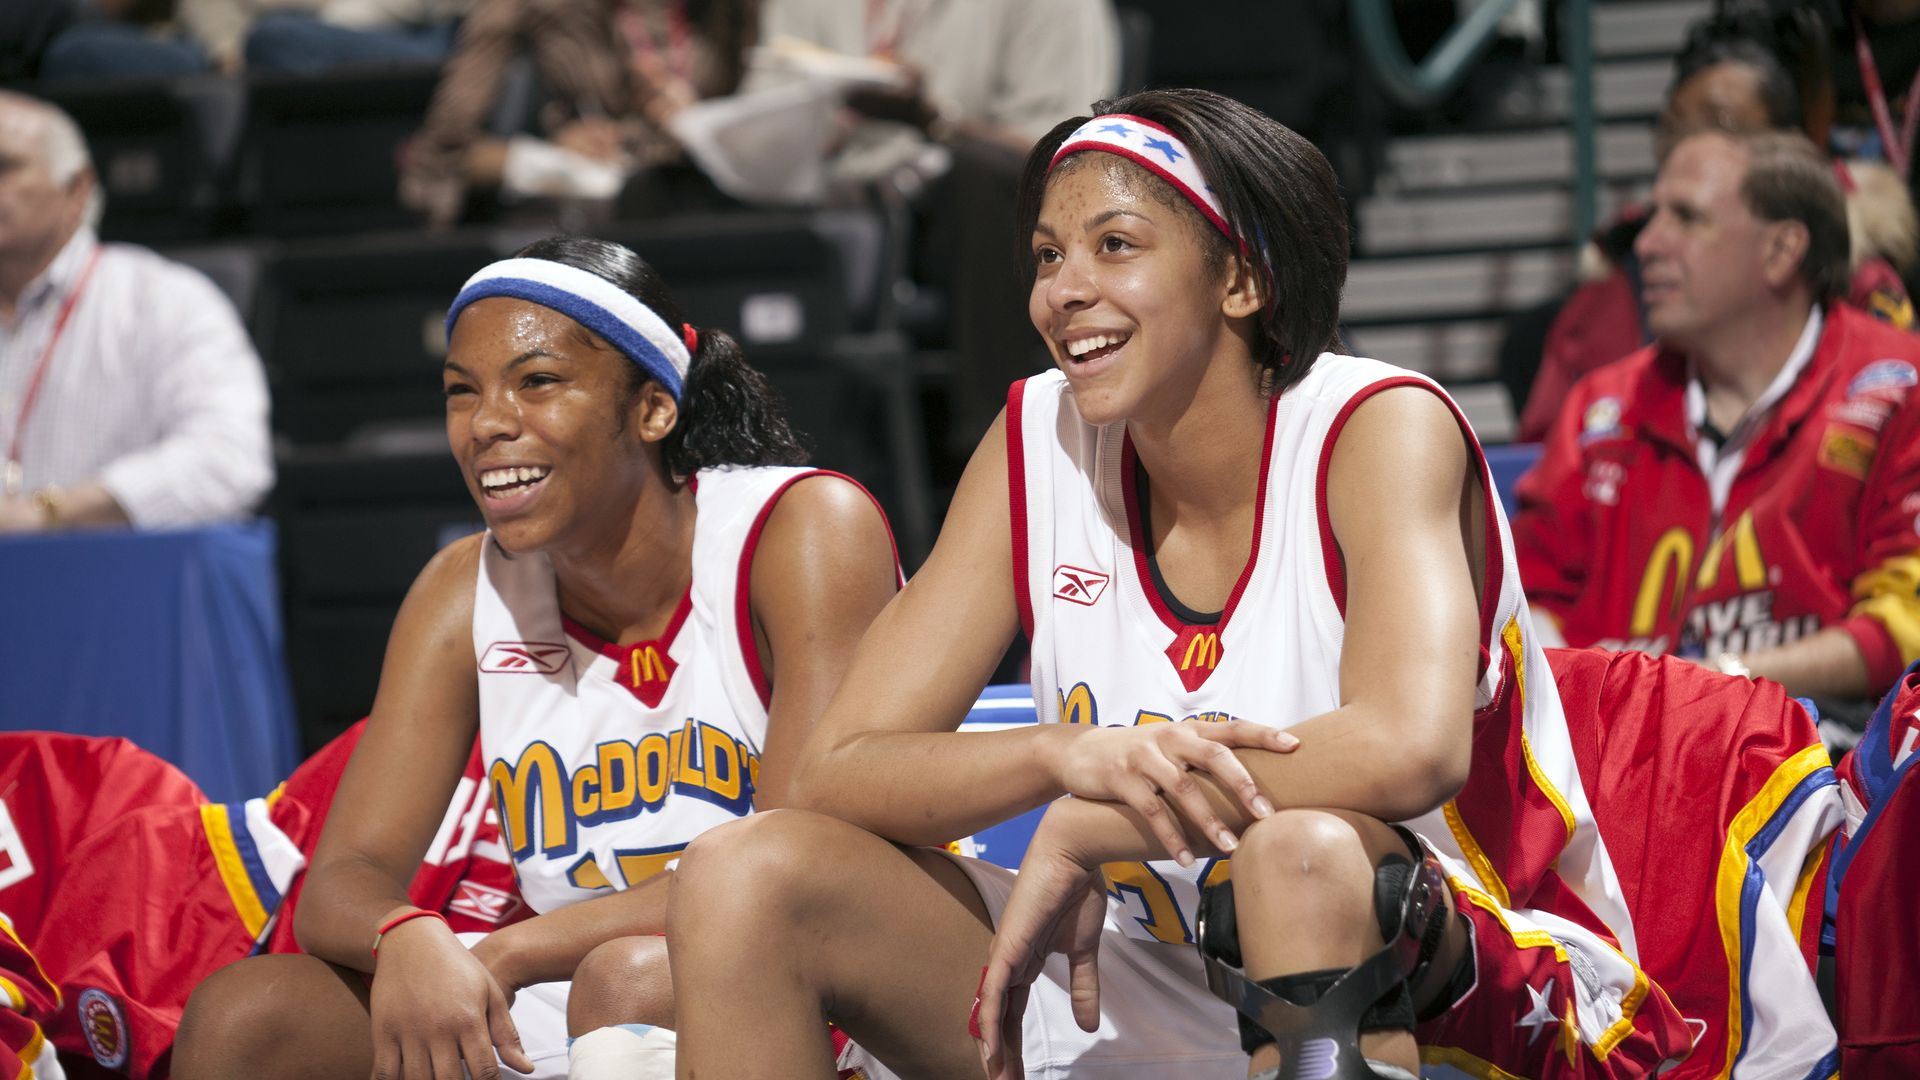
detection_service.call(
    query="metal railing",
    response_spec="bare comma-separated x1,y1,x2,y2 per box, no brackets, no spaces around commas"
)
1350,0,1599,244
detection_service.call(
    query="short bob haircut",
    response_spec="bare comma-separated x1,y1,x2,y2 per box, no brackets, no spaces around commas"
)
1016,88,1350,397
1718,130,1851,301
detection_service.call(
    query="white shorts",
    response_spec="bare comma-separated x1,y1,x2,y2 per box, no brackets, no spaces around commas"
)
457,931,572,1080
838,855,1247,1080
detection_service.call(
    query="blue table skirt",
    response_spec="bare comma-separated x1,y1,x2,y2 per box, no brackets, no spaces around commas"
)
0,522,300,802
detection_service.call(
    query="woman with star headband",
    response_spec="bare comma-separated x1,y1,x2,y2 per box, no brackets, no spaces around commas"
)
665,88,1692,1080
172,235,901,1080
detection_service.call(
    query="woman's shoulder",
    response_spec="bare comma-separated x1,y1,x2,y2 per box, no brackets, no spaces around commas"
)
406,531,484,623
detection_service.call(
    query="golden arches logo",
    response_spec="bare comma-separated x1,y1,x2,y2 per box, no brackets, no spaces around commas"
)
1694,511,1766,592
1180,632,1221,671
629,646,669,688
1630,528,1695,637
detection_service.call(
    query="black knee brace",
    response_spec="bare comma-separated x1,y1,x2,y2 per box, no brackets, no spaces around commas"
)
1194,827,1452,1080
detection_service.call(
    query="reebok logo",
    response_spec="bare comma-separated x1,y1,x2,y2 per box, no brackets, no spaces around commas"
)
480,642,569,674
1052,565,1111,606
448,880,522,924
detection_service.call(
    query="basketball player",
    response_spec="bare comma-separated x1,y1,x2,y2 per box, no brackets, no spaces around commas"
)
172,236,900,1080
665,89,1694,1079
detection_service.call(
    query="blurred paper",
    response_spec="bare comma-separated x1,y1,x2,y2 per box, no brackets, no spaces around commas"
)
668,79,839,205
751,37,913,90
499,135,627,201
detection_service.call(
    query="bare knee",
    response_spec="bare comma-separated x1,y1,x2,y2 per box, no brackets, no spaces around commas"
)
1228,809,1400,976
671,810,848,931
174,954,370,1080
1234,808,1381,891
568,935,673,1035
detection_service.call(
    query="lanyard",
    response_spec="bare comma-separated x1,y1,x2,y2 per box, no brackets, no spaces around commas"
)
619,0,694,87
3,247,102,496
1854,14,1920,179
865,0,915,59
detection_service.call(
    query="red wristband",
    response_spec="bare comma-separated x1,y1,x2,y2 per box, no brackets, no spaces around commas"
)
370,909,447,960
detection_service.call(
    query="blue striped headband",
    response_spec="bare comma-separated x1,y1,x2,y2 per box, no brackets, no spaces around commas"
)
445,258,692,400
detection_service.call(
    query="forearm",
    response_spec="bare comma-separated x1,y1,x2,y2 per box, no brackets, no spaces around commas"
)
1053,709,1466,867
294,857,427,972
38,482,128,529
475,872,673,988
1741,627,1871,700
794,725,1081,846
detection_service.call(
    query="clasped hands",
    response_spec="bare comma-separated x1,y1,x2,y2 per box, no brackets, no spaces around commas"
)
973,719,1298,1078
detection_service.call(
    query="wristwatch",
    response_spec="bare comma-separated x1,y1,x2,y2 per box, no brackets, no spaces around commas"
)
1709,652,1752,679
31,487,63,527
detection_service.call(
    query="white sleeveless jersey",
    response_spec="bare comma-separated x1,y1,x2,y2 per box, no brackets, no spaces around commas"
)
1008,361,1637,957
473,465,829,914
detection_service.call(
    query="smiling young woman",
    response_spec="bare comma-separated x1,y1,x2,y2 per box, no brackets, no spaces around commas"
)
662,89,1693,1080
171,236,900,1080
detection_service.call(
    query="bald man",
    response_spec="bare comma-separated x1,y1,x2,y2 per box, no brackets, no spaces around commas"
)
0,91,271,534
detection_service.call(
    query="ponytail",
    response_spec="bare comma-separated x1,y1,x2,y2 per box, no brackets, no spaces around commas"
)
658,326,808,476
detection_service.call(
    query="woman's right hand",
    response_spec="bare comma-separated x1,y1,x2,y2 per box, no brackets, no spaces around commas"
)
1047,720,1297,865
368,918,535,1079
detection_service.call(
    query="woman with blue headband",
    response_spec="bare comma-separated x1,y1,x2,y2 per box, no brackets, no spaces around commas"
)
666,88,1693,1079
173,236,900,1080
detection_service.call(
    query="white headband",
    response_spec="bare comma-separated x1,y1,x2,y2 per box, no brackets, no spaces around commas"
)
445,258,692,399
1050,114,1231,238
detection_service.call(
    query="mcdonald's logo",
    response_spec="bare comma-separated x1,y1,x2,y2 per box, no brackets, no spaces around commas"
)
1165,625,1224,692
618,643,677,707
1630,527,1694,637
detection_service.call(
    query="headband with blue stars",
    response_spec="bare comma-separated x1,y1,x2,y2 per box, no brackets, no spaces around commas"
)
1049,114,1231,238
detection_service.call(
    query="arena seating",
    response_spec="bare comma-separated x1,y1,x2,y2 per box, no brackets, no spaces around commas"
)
18,0,1689,750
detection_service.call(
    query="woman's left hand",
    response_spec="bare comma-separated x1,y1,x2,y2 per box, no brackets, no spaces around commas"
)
973,806,1109,1080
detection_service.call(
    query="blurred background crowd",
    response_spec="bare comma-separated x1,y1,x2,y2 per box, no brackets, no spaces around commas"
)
1,0,1917,766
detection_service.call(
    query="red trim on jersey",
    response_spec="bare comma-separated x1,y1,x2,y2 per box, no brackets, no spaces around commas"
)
1007,379,1035,641
735,469,901,709
1314,377,1503,673
1119,392,1281,635
560,588,695,659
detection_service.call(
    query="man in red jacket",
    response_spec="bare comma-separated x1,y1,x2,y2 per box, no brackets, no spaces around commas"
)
1513,128,1920,700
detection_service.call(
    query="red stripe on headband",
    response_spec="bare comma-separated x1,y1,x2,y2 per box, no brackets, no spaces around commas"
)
1048,115,1231,240
1051,141,1231,239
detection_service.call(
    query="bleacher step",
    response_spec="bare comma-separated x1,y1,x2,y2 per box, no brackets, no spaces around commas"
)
1344,249,1573,322
1383,123,1655,193
1360,185,1638,254
1593,0,1712,58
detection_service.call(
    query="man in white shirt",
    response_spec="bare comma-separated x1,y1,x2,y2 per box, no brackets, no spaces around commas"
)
0,91,273,534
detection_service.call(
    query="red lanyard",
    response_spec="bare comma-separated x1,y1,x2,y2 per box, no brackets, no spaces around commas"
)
1854,14,1920,179
4,247,102,494
619,0,694,86
865,0,914,58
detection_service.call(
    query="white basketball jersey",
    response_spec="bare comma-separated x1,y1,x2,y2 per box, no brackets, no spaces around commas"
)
473,465,827,914
1008,361,1636,957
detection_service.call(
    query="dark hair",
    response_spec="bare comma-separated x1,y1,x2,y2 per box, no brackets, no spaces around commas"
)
510,235,808,474
1015,88,1350,396
683,0,761,95
1670,23,1804,129
1732,130,1851,299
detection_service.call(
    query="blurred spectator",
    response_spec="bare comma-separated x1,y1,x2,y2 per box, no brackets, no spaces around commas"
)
175,0,471,75
19,0,213,80
1515,29,1917,442
1512,129,1920,701
749,0,1119,460
0,92,272,534
398,0,758,228
1810,0,1920,205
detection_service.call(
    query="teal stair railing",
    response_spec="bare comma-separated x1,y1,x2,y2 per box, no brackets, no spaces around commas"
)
1350,0,1600,245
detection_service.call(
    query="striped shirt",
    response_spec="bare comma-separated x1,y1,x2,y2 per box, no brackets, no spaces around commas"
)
0,228,273,527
